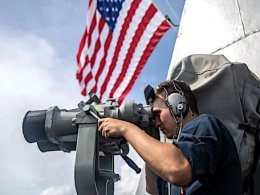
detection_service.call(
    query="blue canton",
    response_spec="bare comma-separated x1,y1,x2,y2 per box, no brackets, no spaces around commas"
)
97,0,125,31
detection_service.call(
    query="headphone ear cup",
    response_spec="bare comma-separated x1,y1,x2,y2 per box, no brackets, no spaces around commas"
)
167,93,188,119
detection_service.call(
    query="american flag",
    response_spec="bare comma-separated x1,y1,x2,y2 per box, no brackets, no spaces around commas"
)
76,0,171,104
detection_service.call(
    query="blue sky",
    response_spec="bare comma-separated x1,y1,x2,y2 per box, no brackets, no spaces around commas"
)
0,0,184,194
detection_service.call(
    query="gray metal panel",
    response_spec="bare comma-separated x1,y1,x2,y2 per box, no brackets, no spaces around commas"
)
167,0,260,194
167,0,260,79
238,0,260,34
167,0,244,74
214,31,260,75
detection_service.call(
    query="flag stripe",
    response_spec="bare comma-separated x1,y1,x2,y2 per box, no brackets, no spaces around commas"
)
117,20,171,104
77,28,87,67
109,4,157,98
80,14,101,90
81,16,109,95
92,31,112,93
81,66,93,96
89,0,93,7
89,19,105,69
94,0,136,99
99,0,142,100
88,13,97,47
91,19,107,75
113,11,166,98
77,1,96,84
80,56,90,87
101,0,150,100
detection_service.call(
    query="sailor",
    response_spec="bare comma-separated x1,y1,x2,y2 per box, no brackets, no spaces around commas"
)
98,80,242,195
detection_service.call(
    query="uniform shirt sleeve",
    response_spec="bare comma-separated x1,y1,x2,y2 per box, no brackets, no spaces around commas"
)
173,115,222,181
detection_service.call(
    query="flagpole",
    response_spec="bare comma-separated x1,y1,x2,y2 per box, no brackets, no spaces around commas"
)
165,15,179,28
152,0,179,30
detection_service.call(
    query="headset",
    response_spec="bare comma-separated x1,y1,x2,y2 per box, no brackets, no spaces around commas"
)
163,82,189,123
144,82,189,140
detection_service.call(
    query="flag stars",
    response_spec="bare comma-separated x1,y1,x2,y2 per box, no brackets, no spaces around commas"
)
79,0,169,103
97,0,124,31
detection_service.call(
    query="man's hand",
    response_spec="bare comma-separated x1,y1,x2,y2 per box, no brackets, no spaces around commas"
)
98,118,136,138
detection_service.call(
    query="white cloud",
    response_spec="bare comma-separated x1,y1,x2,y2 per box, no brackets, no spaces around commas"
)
40,185,74,195
0,28,81,108
0,26,78,195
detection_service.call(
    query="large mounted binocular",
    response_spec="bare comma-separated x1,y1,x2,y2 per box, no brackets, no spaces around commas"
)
22,88,156,195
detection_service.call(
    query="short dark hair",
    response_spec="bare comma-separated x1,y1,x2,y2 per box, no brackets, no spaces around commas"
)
155,80,199,114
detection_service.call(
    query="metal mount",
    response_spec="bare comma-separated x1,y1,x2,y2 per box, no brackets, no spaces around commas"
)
74,100,120,195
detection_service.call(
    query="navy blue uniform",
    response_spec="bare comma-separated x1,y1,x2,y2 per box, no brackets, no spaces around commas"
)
160,114,242,195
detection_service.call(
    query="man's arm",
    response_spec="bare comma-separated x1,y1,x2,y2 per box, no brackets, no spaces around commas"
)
98,118,193,186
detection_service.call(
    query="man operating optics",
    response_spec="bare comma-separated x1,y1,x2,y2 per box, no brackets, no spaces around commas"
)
98,80,242,195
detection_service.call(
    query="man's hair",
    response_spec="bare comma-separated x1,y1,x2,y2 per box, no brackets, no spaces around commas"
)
155,80,199,114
